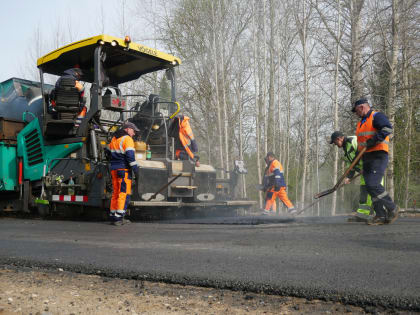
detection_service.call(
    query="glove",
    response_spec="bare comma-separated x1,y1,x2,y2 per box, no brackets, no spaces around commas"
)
193,156,200,167
104,148,111,161
366,138,376,148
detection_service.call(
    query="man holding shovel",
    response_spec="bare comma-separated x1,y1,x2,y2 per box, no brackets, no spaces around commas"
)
352,98,399,225
330,131,377,222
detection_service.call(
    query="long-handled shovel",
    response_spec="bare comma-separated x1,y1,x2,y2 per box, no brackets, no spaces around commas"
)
295,173,361,216
314,147,366,199
146,173,182,201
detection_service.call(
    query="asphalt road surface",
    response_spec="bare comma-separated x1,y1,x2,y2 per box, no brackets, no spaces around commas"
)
0,215,419,311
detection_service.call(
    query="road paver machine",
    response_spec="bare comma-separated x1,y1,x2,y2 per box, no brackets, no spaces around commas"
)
0,35,254,218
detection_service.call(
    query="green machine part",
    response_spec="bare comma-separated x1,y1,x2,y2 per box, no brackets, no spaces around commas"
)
0,142,18,191
17,118,83,181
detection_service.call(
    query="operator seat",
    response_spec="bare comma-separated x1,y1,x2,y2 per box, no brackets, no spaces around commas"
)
53,77,82,118
44,77,84,139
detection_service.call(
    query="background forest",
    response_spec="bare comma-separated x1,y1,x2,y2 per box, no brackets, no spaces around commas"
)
19,0,419,215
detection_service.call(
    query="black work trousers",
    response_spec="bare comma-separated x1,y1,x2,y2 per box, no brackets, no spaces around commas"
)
362,151,396,217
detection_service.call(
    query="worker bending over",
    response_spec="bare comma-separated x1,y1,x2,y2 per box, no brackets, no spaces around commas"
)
173,115,200,167
330,131,380,222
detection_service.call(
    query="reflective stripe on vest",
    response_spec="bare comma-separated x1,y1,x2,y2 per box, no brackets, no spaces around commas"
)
356,111,389,153
109,135,136,170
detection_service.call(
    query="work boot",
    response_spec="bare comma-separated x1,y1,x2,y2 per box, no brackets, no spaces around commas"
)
261,210,271,216
366,216,386,226
287,208,297,215
385,206,399,224
112,220,123,226
122,218,131,225
347,216,366,223
347,213,368,223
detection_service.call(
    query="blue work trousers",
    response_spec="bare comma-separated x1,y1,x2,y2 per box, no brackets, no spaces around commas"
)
362,151,396,217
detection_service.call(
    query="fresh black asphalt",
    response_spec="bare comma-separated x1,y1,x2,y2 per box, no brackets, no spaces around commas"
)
0,215,419,311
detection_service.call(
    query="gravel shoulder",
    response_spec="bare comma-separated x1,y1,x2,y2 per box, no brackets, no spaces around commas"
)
0,266,413,315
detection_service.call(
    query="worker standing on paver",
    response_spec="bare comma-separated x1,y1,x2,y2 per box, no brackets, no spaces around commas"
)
352,98,399,225
171,115,200,167
262,152,296,215
330,131,379,222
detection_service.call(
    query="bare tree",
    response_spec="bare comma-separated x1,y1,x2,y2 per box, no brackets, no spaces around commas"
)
278,0,297,186
267,0,276,152
331,0,343,215
294,0,312,207
211,1,225,177
218,0,231,179
348,0,365,102
253,0,264,208
385,0,400,200
262,0,268,155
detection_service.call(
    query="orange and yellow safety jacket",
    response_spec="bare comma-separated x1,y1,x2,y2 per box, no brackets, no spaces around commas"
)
263,159,286,191
109,129,139,173
356,110,391,153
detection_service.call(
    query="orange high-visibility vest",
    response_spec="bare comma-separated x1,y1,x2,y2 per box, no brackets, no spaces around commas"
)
356,111,389,153
267,159,286,188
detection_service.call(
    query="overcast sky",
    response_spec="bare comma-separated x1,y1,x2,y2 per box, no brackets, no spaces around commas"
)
0,0,152,82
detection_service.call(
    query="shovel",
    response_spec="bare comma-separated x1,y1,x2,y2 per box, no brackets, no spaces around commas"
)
296,173,361,216
314,147,366,199
146,173,182,201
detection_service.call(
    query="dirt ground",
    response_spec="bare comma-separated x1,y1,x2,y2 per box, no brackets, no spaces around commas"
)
1,266,406,315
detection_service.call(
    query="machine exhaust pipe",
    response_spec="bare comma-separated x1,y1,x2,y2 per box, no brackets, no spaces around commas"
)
90,130,98,162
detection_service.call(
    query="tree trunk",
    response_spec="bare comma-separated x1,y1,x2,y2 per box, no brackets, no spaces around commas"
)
236,83,247,198
315,99,320,216
386,0,400,200
262,0,268,156
285,65,291,185
211,2,225,178
332,0,342,216
218,0,230,179
267,0,276,152
349,0,365,102
403,51,412,210
253,0,263,208
401,2,412,210
295,0,310,208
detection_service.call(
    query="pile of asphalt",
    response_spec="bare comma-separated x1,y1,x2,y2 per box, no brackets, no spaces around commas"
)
156,215,297,225
153,215,348,225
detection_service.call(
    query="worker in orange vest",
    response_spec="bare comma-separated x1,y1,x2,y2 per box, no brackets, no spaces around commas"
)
352,98,399,225
108,122,140,226
262,152,296,215
174,115,200,167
